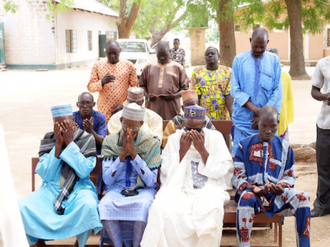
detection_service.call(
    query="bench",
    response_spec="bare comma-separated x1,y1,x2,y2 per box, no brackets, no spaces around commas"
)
31,120,282,246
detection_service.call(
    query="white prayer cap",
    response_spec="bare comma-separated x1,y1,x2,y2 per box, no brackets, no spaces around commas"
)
122,103,145,121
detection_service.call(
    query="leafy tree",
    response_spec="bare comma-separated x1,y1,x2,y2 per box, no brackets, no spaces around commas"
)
234,0,330,79
2,0,17,13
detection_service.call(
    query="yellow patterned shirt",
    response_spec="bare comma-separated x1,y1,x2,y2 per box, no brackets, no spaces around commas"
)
191,65,232,120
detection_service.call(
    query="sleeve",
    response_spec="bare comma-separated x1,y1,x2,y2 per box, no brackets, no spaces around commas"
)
131,155,158,187
150,112,163,141
198,132,233,183
266,58,283,114
35,147,62,181
224,69,232,96
178,67,189,91
87,63,103,93
191,69,201,95
139,64,150,94
108,112,122,134
128,63,138,87
60,142,96,178
97,114,108,137
311,59,324,89
230,56,250,107
277,145,296,188
161,120,176,149
181,49,185,66
102,156,125,186
232,141,249,196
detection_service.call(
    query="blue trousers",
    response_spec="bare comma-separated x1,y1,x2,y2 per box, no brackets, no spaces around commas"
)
236,188,310,247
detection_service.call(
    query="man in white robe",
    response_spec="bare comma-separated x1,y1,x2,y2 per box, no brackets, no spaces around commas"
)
141,105,233,247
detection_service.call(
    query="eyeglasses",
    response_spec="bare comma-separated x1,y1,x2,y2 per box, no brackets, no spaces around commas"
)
77,101,93,107
122,123,140,132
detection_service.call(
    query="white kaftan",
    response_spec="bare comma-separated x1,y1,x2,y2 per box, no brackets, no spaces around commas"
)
141,128,233,247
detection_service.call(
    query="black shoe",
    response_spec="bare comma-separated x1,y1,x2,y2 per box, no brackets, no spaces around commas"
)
311,209,322,217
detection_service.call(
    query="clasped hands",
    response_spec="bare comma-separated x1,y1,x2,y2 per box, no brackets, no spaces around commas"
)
251,183,285,197
149,89,177,101
119,128,137,162
179,129,206,157
54,120,74,148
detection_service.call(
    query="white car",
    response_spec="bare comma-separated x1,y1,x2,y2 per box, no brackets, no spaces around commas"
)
117,39,157,77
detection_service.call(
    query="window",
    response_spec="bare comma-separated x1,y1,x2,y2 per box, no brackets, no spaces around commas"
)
235,25,241,32
106,31,117,41
327,29,330,47
87,31,92,51
253,24,261,31
65,30,77,53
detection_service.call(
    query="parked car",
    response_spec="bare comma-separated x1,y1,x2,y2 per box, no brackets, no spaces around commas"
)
117,39,157,77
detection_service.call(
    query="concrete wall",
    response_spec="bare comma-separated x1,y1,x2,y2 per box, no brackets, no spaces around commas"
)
55,9,118,66
2,0,56,65
189,27,207,66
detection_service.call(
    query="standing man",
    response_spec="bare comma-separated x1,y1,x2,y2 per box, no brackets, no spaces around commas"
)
231,28,282,155
98,103,161,247
233,105,310,247
170,38,185,67
140,41,189,120
310,56,330,217
88,40,138,122
141,105,233,247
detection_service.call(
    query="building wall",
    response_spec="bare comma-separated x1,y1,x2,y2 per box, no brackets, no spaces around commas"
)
55,10,118,66
2,0,56,65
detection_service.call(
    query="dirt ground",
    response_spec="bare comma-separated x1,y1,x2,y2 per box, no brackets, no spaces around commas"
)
1,65,329,246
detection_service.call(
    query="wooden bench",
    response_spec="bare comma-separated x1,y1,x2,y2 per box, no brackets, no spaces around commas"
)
31,120,282,246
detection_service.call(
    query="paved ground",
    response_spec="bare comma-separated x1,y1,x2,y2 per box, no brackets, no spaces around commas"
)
1,65,329,246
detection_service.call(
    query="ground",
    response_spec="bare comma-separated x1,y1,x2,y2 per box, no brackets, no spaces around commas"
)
1,65,329,246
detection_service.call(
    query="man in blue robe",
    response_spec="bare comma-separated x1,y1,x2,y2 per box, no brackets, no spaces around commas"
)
19,104,102,247
233,105,310,247
73,92,108,196
98,103,161,247
231,28,283,155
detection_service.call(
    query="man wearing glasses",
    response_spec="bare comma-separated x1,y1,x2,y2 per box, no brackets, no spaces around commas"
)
141,105,233,247
73,92,107,154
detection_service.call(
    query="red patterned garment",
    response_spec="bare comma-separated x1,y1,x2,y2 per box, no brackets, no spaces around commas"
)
87,60,138,122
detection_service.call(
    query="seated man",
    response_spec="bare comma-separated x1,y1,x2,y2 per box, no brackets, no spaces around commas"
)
74,92,108,196
74,92,107,154
141,105,233,247
108,87,163,141
233,105,310,247
19,104,102,247
98,103,161,247
162,90,215,149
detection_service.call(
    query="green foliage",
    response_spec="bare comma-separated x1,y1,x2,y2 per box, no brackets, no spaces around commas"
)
234,0,330,35
45,0,75,21
206,27,220,42
3,0,17,13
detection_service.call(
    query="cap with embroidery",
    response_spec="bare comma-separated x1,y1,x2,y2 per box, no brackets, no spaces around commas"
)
182,90,198,102
127,87,144,102
184,105,206,119
51,104,72,118
122,103,145,121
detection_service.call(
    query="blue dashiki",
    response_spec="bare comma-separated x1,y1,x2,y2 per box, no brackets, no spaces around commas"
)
98,155,158,246
19,142,103,246
233,135,310,247
230,50,283,155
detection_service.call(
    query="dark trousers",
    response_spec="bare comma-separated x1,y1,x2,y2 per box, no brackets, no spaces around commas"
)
313,125,330,214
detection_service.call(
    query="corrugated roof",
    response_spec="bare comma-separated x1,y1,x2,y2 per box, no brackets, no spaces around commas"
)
55,0,119,17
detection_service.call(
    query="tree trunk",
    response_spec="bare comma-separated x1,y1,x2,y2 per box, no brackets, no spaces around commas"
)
285,0,310,79
218,0,236,68
116,0,141,39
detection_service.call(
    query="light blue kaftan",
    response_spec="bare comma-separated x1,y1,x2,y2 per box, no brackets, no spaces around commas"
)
19,142,103,246
98,155,158,246
231,50,283,155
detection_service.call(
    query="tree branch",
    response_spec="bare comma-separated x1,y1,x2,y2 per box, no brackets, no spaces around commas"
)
126,0,142,28
119,0,126,18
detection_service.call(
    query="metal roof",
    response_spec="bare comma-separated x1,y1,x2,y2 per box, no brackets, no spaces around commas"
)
55,0,119,17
